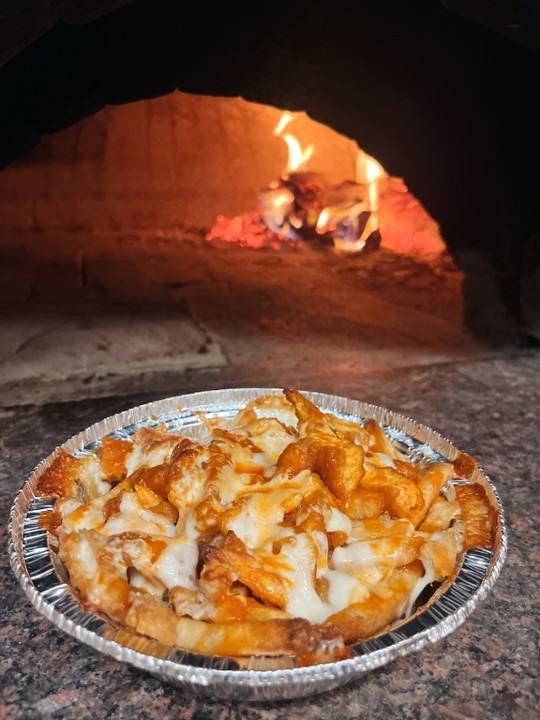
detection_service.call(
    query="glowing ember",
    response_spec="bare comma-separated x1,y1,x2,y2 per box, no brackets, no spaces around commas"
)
206,211,294,250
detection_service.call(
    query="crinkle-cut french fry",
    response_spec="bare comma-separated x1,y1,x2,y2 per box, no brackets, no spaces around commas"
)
418,496,461,534
363,419,397,458
393,459,421,481
452,452,478,479
277,433,366,501
276,442,312,477
111,427,187,483
37,449,108,502
297,432,365,500
202,532,289,610
127,594,350,663
166,441,213,513
212,427,261,453
326,414,371,448
169,585,265,622
455,484,496,549
326,562,425,643
419,525,464,579
132,484,179,524
59,529,132,621
293,485,344,532
231,394,299,433
409,462,454,527
286,388,372,449
63,477,130,532
342,487,387,520
131,426,183,459
210,429,266,477
284,388,330,434
346,467,424,522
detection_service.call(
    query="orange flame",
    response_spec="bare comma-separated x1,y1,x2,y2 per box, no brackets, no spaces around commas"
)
357,153,385,211
274,113,314,173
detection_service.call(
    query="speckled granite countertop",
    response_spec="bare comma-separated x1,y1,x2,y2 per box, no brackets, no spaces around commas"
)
2,354,539,719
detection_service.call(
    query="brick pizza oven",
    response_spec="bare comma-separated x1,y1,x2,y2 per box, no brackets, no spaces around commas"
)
0,0,539,405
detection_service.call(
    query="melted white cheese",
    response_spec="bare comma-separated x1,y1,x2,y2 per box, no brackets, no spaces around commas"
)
58,498,82,520
153,540,199,591
325,569,369,609
332,539,396,586
311,529,329,575
125,441,174,477
326,506,352,535
247,424,294,465
279,534,370,622
64,501,103,532
332,539,378,571
102,493,176,537
365,452,397,470
281,533,331,623
254,404,298,429
76,454,111,500
128,568,164,597
73,533,99,577
224,491,288,548
212,463,251,505
222,471,311,548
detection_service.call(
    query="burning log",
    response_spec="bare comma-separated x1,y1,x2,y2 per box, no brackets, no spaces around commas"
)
258,112,384,253
203,111,385,254
260,171,381,253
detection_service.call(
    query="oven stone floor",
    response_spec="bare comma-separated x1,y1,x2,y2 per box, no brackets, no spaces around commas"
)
0,303,493,407
0,232,515,406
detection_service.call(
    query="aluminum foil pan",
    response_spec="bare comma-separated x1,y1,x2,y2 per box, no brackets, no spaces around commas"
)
9,388,507,702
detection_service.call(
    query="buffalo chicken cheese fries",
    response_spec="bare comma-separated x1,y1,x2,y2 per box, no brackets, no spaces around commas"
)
37,390,495,665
